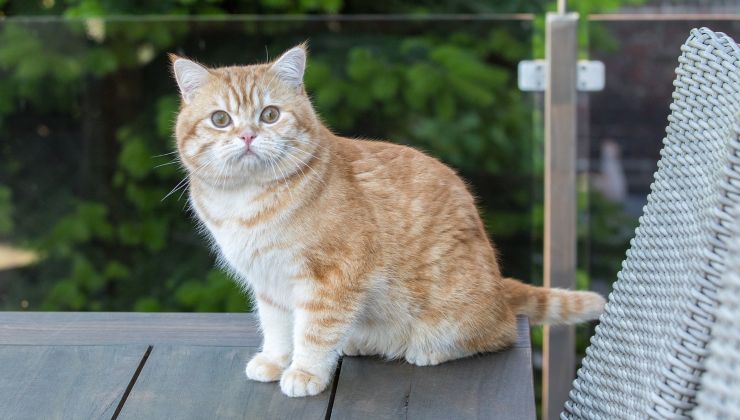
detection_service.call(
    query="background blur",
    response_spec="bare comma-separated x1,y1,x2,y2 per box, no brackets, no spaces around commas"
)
0,1,738,401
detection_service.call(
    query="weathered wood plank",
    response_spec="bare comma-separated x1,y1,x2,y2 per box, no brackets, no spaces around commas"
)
2,313,533,419
330,358,414,420
0,345,147,420
330,316,534,420
0,312,260,346
118,346,333,420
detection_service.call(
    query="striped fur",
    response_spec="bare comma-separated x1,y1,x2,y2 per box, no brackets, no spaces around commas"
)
170,45,605,398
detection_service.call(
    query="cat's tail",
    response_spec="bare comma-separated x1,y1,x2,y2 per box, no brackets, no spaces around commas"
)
502,278,605,325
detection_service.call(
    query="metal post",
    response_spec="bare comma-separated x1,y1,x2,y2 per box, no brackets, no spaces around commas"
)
543,11,578,420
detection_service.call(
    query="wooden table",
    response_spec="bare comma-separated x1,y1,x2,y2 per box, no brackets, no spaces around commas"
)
0,313,534,419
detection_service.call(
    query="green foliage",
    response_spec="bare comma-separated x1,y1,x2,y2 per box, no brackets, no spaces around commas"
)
0,16,530,312
0,1,637,320
174,270,251,312
42,203,113,256
0,186,12,235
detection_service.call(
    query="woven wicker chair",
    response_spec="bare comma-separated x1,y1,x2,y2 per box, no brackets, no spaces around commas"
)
693,122,740,419
562,28,740,419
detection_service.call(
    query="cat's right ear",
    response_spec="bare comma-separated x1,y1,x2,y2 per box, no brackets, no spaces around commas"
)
270,44,307,89
169,54,210,104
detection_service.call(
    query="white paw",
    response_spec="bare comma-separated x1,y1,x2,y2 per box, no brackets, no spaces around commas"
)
245,353,288,382
404,350,447,367
280,366,330,397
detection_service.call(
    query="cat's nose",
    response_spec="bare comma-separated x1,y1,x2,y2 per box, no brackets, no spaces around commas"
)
239,131,256,146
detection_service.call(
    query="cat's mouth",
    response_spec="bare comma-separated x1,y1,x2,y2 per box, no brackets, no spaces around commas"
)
237,149,258,160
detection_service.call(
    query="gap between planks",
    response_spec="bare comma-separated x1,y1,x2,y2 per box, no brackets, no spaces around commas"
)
324,357,344,420
112,346,153,420
107,345,345,419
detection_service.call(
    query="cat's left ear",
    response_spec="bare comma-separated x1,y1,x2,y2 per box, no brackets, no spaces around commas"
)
270,43,307,89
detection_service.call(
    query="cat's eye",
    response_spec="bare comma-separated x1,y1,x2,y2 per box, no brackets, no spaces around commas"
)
210,110,232,128
260,106,280,124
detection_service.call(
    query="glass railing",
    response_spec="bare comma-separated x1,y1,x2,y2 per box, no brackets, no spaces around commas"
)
0,15,540,312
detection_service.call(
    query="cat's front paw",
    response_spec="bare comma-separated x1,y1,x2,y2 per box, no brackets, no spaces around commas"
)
246,353,289,382
279,366,331,397
404,350,450,367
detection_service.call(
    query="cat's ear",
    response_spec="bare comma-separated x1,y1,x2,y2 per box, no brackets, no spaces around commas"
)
270,43,307,88
169,54,210,104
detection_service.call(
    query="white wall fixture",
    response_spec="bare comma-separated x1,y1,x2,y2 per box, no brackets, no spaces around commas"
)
518,59,605,92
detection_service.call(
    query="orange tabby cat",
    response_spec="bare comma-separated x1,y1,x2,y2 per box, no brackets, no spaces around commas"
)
170,44,605,398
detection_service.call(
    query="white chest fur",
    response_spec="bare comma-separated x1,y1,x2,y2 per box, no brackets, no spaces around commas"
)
189,183,301,305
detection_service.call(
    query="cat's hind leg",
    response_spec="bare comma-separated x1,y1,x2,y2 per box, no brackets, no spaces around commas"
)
404,345,476,366
340,326,387,357
341,338,369,357
405,313,520,366
402,320,473,366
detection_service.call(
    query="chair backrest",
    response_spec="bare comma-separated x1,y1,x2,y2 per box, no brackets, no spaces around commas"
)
562,28,740,419
693,122,740,419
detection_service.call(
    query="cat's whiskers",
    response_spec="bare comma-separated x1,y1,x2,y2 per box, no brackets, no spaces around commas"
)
153,160,180,170
162,176,190,202
215,158,229,192
266,154,281,187
283,141,320,161
182,158,215,201
261,137,321,162
263,153,282,193
272,142,326,187
293,137,331,156
212,142,248,191
284,142,328,183
162,157,214,203
266,150,296,202
151,151,179,159
274,146,314,187
277,162,296,202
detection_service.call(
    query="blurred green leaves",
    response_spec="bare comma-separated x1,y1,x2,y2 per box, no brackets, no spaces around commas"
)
118,130,154,180
174,270,251,312
43,202,113,258
0,15,534,313
0,186,13,235
0,1,637,316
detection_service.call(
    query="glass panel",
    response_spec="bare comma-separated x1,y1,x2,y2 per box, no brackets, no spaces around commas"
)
0,16,538,312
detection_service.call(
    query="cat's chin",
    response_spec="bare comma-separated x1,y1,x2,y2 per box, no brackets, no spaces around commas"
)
189,172,261,190
230,148,260,163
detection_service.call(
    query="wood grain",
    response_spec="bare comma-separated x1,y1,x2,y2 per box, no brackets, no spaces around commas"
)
118,346,332,420
1,313,533,419
330,358,414,420
331,316,534,420
0,345,147,420
0,312,261,346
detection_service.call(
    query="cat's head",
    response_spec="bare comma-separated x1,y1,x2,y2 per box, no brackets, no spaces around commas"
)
170,44,321,188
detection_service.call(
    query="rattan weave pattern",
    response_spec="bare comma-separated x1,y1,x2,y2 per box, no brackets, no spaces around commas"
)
562,28,740,419
693,121,740,420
